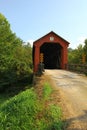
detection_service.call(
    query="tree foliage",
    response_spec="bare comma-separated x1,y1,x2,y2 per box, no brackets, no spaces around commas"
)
0,13,32,90
68,41,87,64
83,39,87,61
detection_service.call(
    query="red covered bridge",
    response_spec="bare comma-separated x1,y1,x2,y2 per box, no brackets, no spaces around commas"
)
33,31,70,73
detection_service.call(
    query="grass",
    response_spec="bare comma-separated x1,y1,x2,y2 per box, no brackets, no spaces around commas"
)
0,82,63,130
43,82,53,99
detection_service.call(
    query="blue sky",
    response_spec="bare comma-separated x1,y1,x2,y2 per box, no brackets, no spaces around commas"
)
0,0,87,48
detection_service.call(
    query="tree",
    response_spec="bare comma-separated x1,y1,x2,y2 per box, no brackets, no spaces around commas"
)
68,44,84,64
83,39,87,62
0,13,32,90
0,13,12,43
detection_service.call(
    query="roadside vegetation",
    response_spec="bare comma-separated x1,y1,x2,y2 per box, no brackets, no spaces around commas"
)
0,83,63,130
68,40,87,64
0,13,32,91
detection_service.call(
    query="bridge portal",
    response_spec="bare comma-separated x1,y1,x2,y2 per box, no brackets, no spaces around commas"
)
33,31,70,73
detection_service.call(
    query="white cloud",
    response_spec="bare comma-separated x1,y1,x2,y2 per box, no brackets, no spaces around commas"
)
77,36,87,44
26,40,34,47
72,36,87,48
69,36,87,49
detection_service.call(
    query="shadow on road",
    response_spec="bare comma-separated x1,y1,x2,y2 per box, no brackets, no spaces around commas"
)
63,110,87,130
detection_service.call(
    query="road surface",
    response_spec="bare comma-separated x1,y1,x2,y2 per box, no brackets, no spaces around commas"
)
45,69,87,130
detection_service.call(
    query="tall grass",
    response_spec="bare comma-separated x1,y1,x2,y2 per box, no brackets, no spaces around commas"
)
0,83,63,130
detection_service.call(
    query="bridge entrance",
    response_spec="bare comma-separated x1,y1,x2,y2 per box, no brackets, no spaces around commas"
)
40,42,62,69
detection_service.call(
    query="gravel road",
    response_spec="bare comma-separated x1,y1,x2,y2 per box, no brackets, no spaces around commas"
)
45,69,87,130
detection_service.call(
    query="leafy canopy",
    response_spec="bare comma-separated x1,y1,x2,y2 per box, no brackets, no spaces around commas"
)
0,13,32,90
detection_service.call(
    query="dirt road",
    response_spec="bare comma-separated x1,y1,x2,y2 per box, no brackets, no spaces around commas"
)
45,70,87,130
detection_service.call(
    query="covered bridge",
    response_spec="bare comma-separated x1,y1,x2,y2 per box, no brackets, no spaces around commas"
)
33,31,70,73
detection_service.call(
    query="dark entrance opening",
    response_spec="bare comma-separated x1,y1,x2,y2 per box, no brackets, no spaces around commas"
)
40,42,62,69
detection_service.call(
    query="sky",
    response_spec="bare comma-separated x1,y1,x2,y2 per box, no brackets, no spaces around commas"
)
0,0,87,48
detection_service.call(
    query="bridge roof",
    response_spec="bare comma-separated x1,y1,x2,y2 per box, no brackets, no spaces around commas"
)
33,31,70,45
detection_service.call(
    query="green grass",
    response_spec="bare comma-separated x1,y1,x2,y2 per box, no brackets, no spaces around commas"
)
0,83,63,130
43,82,53,99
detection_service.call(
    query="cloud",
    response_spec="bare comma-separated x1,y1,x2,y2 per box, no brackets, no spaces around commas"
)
77,36,87,44
26,40,34,47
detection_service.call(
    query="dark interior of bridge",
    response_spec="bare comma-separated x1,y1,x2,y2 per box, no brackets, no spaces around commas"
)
40,42,62,69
